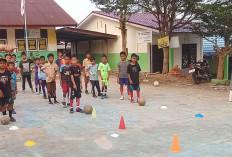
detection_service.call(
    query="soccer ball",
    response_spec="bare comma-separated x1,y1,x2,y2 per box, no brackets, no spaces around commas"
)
1,115,10,125
84,105,93,114
154,81,159,87
138,98,146,106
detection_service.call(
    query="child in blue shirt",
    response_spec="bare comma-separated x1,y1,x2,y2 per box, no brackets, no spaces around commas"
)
85,57,101,98
8,62,17,115
38,56,47,99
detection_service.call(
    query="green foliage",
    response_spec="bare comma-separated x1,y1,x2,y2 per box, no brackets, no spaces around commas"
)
192,0,232,42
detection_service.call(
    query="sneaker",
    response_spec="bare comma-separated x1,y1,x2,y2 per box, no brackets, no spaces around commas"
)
85,90,89,94
70,108,74,114
131,99,135,103
104,95,108,99
98,93,101,97
93,94,97,98
76,108,84,113
12,109,16,114
43,95,47,99
54,100,59,104
67,103,70,106
10,117,16,122
120,96,124,100
49,101,53,105
101,95,104,99
36,92,39,95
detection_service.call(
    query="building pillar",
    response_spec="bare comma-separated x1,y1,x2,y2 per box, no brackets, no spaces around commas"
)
169,48,174,71
224,55,229,80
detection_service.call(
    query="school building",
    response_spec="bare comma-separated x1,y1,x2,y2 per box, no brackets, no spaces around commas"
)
0,0,77,61
57,11,203,72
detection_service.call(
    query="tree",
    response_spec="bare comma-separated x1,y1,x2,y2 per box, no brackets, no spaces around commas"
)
137,0,203,74
90,0,137,53
191,0,232,80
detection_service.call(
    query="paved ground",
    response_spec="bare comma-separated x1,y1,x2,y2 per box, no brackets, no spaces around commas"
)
0,76,232,157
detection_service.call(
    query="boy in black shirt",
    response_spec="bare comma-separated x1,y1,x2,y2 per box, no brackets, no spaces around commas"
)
127,53,141,103
0,59,16,122
69,56,84,114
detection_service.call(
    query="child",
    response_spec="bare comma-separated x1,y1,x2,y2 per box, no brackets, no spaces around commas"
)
11,54,18,69
56,51,63,68
117,52,130,100
127,53,141,103
82,52,91,94
0,59,16,122
69,56,83,114
85,57,101,98
41,53,59,104
38,56,47,99
60,56,71,108
34,58,41,95
5,54,17,74
98,55,111,99
8,62,17,114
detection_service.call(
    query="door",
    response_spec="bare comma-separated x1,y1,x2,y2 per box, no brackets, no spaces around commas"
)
151,45,163,73
182,44,197,69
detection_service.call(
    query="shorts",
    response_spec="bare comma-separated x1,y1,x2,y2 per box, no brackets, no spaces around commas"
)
128,84,140,91
101,78,109,86
119,78,129,85
35,77,39,86
47,81,56,93
70,87,81,99
62,83,69,93
0,96,13,107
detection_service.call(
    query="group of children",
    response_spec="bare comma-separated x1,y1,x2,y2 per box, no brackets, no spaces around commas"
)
0,50,141,119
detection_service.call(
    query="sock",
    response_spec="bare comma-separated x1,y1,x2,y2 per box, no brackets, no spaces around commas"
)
70,99,73,109
39,86,41,92
137,91,140,100
63,97,66,103
127,88,130,96
48,96,52,102
120,87,123,96
105,87,107,96
9,110,12,118
54,96,57,102
67,97,70,104
76,99,80,110
131,91,133,100
2,111,6,115
36,88,38,92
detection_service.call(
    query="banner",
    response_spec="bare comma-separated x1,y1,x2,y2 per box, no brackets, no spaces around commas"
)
137,30,152,43
38,39,47,50
158,36,169,49
170,36,180,48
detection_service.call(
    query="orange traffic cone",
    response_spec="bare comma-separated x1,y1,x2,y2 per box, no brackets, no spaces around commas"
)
119,116,126,129
170,134,181,152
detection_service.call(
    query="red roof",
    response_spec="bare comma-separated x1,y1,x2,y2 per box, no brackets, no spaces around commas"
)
0,0,77,27
92,11,192,33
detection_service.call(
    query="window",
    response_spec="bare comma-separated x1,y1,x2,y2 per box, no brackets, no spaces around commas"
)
15,29,24,39
0,29,7,39
40,29,47,38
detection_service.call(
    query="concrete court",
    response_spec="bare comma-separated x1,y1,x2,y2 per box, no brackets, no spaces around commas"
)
0,77,232,157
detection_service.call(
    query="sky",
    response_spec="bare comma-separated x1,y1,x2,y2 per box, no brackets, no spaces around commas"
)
54,0,98,23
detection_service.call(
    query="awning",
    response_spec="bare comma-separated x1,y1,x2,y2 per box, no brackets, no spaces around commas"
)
56,27,117,42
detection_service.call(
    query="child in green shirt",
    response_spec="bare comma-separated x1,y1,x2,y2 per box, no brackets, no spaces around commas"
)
98,55,111,99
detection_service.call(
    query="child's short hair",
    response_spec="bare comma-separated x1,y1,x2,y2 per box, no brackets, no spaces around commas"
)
7,61,15,66
120,52,126,56
47,53,54,58
64,55,70,59
90,57,95,61
102,55,107,58
40,56,45,60
72,56,79,60
131,53,137,58
35,58,40,61
21,52,26,56
0,59,7,63
11,54,16,57
5,54,11,58
86,51,90,55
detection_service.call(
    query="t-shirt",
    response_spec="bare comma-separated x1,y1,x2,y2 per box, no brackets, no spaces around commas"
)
11,72,17,91
0,70,12,97
34,65,40,78
42,62,59,83
118,60,130,78
56,58,62,68
69,66,81,88
127,63,141,85
19,59,33,76
60,64,71,83
98,62,111,78
86,64,99,81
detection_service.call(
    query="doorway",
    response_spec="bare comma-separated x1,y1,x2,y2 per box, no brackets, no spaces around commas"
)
151,45,163,73
182,44,197,69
